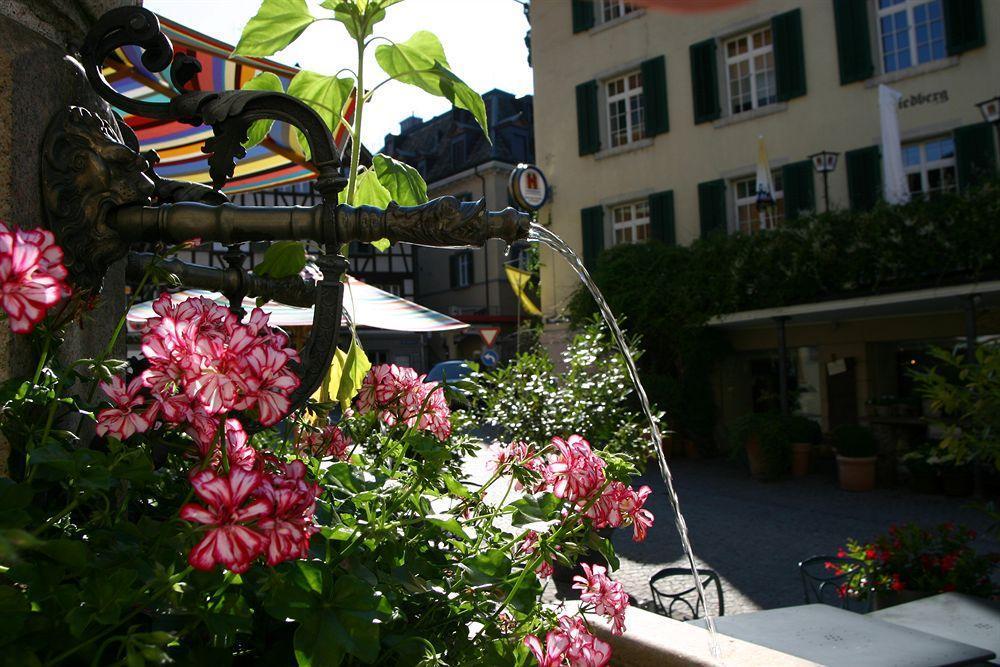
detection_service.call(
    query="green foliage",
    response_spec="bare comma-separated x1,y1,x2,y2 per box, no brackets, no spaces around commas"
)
253,240,307,279
321,0,402,40
286,71,356,160
374,31,489,138
785,414,822,445
911,342,1000,470
340,168,390,207
832,424,878,458
372,153,429,206
570,183,1000,448
466,319,661,461
233,0,316,56
727,412,792,480
241,72,285,148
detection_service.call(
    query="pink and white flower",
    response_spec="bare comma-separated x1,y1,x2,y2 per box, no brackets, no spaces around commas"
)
525,615,612,667
548,435,606,503
95,376,155,441
572,563,629,636
0,222,70,334
298,425,352,460
355,363,452,441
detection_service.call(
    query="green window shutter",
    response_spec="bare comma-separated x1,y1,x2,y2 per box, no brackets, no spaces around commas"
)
832,0,874,85
772,9,807,101
449,253,459,288
698,180,727,237
781,160,815,221
649,190,676,244
641,56,669,136
845,146,881,211
954,122,997,190
943,0,985,54
689,39,721,124
581,206,605,270
572,0,595,34
575,80,600,156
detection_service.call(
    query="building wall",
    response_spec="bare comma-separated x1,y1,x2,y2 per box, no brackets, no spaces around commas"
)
532,0,1000,316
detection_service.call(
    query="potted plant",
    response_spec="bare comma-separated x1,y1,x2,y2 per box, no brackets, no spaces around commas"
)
786,415,822,477
835,523,996,610
901,445,943,494
832,424,879,491
729,413,791,481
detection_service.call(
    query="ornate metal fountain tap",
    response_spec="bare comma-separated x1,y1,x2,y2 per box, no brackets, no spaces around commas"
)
40,6,530,421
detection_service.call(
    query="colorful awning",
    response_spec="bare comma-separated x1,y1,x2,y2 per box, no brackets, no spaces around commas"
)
105,16,347,194
126,277,468,333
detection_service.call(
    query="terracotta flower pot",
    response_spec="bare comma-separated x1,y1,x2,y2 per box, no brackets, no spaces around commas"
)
791,442,811,477
837,455,877,491
745,436,764,479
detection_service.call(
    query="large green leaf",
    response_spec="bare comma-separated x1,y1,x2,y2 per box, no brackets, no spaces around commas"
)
312,347,348,404
375,31,489,139
286,71,355,160
254,241,307,279
337,338,371,410
234,0,316,57
241,72,284,148
372,154,428,206
294,613,347,667
339,169,390,208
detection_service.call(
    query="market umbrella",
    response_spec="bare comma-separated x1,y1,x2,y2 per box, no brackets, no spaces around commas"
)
104,15,353,194
126,277,468,333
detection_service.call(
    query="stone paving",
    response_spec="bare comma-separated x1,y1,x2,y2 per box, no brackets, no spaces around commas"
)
464,443,998,617
606,458,999,616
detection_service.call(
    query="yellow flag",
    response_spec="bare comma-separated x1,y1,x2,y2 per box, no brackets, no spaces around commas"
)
504,265,542,316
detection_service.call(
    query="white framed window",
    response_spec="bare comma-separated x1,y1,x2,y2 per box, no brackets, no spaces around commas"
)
606,71,645,148
456,252,472,287
734,171,784,234
724,26,777,116
600,0,634,23
611,200,650,245
877,0,946,73
902,136,956,197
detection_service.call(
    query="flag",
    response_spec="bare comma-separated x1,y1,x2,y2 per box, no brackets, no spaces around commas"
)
504,265,541,316
879,84,910,205
755,136,776,229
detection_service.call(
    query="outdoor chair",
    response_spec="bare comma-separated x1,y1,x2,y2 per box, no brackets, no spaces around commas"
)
648,568,724,621
798,555,873,612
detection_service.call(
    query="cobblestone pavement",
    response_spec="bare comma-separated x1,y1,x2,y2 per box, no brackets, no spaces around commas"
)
608,458,998,616
464,444,998,617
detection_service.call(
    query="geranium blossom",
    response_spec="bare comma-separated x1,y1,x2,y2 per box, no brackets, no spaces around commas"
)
179,467,271,573
525,615,612,667
257,460,320,566
355,363,452,441
572,563,629,635
518,530,555,579
585,482,655,542
95,376,155,441
298,425,352,460
0,222,71,333
547,435,606,503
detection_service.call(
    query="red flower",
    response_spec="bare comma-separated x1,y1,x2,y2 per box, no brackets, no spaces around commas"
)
257,460,319,566
179,467,271,573
95,376,155,441
890,573,905,592
865,549,876,561
0,222,70,334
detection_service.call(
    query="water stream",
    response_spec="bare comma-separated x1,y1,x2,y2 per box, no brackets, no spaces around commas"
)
529,223,722,659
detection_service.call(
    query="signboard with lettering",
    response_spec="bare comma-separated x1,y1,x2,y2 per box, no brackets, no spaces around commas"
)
509,164,549,211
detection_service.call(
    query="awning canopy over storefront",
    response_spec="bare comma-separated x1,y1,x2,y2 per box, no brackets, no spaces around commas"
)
707,281,1000,330
106,16,339,194
126,277,469,333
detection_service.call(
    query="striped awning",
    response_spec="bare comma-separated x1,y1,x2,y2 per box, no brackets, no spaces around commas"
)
106,16,350,194
126,277,468,333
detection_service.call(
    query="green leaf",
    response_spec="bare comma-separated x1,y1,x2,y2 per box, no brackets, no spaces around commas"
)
234,0,316,57
254,241,307,279
426,513,470,539
370,238,391,252
442,473,471,499
339,168,390,208
588,532,621,571
509,492,563,527
460,549,511,585
286,71,355,160
337,339,371,410
294,613,347,667
372,154,428,206
375,31,489,138
321,0,403,40
312,347,347,404
241,72,285,148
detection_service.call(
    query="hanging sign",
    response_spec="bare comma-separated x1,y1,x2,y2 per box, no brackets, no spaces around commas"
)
478,327,501,347
508,164,549,211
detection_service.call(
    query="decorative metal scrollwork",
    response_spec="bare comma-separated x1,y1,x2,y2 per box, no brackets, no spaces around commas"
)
41,5,531,426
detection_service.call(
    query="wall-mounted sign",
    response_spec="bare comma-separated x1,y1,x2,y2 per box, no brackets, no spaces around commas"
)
478,326,501,347
897,90,949,109
509,163,549,211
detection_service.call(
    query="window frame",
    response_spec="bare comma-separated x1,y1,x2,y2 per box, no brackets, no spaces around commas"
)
875,0,947,74
732,170,785,234
610,199,651,245
902,134,957,198
455,251,473,288
723,24,778,117
604,69,645,149
599,0,634,24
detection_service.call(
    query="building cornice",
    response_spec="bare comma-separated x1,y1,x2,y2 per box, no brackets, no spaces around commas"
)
427,160,517,191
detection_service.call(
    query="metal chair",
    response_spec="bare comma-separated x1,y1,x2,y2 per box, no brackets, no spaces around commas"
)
648,568,724,620
799,555,873,612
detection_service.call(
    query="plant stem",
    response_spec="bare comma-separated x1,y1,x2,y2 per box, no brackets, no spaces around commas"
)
345,35,366,206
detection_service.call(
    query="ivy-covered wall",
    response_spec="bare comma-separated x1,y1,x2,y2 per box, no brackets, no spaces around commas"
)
568,182,1000,448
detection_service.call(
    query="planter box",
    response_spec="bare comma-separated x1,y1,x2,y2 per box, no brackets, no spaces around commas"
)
836,455,877,491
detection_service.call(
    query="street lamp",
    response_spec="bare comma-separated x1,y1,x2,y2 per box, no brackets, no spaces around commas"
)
808,150,839,212
976,95,1000,147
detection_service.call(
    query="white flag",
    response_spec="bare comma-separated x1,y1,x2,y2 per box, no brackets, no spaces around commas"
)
879,85,910,205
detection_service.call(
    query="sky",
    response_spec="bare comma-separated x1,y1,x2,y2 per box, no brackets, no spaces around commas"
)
144,0,534,150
